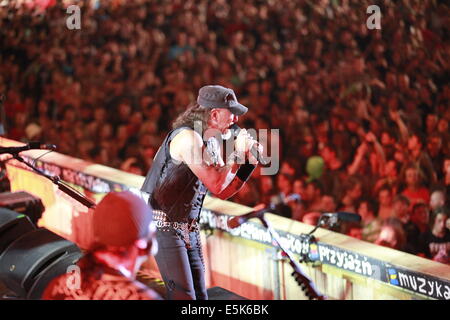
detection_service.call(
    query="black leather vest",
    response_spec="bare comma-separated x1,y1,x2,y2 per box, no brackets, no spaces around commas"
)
141,127,207,222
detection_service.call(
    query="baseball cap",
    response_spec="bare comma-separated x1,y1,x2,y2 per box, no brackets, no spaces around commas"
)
93,191,153,247
197,85,248,115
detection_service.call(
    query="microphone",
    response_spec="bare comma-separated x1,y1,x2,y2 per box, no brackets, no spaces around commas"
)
320,212,361,227
227,204,275,229
0,142,57,155
230,124,269,165
323,212,361,222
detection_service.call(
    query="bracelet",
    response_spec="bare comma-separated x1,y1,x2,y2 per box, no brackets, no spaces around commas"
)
235,163,256,182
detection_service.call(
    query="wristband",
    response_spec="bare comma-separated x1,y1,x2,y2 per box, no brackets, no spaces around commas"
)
235,162,256,182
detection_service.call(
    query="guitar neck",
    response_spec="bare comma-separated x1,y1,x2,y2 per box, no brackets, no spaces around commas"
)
262,219,324,300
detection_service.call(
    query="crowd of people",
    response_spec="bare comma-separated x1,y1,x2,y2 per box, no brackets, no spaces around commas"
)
1,0,449,263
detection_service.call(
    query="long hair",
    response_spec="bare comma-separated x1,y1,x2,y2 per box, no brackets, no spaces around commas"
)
381,218,406,250
172,103,211,134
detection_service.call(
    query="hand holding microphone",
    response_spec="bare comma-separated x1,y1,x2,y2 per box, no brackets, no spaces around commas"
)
231,124,268,165
234,128,258,159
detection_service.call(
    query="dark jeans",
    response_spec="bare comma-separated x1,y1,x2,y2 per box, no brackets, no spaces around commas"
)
154,228,208,300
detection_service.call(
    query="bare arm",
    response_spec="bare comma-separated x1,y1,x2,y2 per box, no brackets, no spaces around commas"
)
215,175,247,200
366,131,386,176
389,110,409,144
347,142,368,175
170,129,240,195
216,137,263,199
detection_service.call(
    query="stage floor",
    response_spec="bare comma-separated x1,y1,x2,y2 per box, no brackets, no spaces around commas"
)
0,272,166,300
0,276,248,300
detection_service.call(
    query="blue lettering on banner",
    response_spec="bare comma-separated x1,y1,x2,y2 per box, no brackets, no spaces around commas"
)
387,266,450,300
388,268,399,286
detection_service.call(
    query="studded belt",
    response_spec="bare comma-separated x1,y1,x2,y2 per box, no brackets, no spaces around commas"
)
153,210,199,248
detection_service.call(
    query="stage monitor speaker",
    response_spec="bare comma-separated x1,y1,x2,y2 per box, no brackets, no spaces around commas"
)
27,251,82,299
0,228,83,298
0,191,45,225
207,286,248,300
0,208,36,254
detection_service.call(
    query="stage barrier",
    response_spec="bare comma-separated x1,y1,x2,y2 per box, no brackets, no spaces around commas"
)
1,137,449,300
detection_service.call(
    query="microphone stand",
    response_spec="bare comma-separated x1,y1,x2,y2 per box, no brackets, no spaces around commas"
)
10,153,96,209
297,213,338,263
258,215,325,300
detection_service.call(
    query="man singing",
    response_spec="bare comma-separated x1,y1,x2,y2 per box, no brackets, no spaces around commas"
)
141,85,262,299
